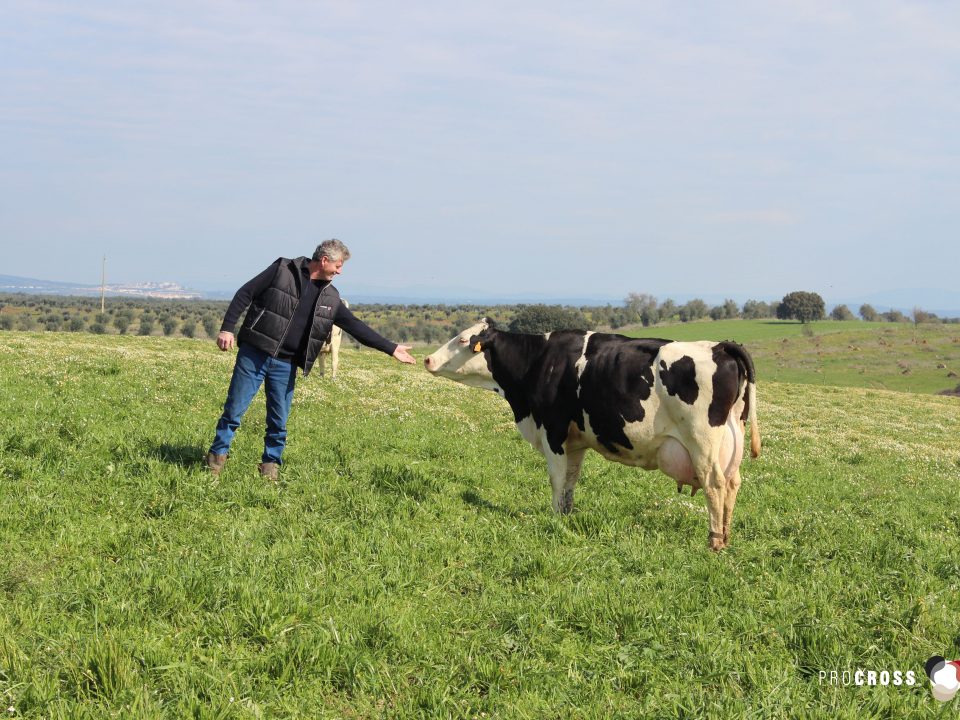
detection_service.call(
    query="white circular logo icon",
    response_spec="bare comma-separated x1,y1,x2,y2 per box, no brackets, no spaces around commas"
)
926,656,960,702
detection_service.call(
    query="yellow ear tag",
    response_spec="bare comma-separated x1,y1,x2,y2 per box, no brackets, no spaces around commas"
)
473,342,482,353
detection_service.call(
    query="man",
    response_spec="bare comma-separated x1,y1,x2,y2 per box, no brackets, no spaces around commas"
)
205,239,415,479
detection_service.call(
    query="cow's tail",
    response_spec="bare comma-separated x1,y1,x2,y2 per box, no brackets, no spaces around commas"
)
746,379,760,458
721,341,761,458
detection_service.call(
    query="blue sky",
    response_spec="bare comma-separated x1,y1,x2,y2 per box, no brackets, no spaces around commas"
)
3,1,959,305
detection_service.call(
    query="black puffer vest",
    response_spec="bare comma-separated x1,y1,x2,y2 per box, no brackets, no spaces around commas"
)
237,256,341,376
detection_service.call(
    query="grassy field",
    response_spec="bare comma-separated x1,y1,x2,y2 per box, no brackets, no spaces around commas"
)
628,319,960,395
1,331,959,717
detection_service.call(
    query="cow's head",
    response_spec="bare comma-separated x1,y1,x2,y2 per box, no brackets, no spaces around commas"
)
423,319,500,390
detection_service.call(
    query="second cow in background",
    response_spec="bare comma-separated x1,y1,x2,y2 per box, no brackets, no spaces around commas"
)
317,299,348,378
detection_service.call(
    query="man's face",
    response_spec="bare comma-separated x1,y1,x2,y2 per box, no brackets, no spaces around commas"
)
318,256,344,281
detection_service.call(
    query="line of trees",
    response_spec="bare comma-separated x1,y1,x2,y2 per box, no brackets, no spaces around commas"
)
623,293,782,327
0,291,956,343
517,291,957,332
773,292,954,326
0,295,228,338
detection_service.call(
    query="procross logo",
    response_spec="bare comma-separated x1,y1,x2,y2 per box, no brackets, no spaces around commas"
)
819,669,917,688
926,656,960,702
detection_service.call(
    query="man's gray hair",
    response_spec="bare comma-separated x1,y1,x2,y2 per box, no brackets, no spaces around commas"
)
312,239,351,263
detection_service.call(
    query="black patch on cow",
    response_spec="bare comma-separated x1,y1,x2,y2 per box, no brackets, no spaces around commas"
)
471,327,548,427
717,341,756,422
526,330,592,454
708,344,743,427
659,355,699,405
478,329,675,457
577,335,670,454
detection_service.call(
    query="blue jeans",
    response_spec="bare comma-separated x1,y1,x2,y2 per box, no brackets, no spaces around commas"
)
209,344,298,464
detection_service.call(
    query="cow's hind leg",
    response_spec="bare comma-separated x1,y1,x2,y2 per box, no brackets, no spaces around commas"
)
721,468,742,547
700,459,728,551
546,447,585,514
718,416,745,547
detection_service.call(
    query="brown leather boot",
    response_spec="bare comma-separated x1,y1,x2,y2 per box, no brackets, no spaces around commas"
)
258,462,279,481
205,452,228,475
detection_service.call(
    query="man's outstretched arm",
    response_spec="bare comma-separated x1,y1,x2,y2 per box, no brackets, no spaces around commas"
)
334,304,415,364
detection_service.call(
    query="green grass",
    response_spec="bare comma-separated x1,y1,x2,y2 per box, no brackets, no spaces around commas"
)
1,332,959,717
628,319,960,395
627,318,894,343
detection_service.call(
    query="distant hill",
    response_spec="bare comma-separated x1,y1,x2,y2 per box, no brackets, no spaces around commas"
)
0,274,92,294
2,274,958,315
0,275,202,300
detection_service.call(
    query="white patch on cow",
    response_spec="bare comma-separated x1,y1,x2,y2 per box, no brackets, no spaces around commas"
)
516,415,542,451
590,389,663,470
574,332,594,394
655,341,718,415
722,412,744,479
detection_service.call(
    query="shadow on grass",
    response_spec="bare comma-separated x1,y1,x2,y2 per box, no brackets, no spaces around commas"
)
461,489,525,518
151,442,206,468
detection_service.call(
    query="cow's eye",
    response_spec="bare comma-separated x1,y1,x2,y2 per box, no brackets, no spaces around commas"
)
458,338,469,345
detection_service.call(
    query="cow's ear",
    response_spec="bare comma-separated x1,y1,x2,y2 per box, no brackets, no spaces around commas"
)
472,341,483,353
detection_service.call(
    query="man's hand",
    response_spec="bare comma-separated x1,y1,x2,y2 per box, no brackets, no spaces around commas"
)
392,345,416,364
217,331,235,351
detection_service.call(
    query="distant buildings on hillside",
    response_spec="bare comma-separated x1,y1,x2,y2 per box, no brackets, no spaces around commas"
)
0,275,201,299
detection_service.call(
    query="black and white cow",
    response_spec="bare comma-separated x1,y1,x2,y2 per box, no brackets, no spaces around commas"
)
424,320,761,550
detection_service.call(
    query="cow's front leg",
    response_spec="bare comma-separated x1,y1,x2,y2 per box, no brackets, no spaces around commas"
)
561,447,585,514
545,450,569,513
545,446,584,514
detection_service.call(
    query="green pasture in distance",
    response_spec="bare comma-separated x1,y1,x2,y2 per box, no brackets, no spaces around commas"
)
625,318,897,343
1,331,959,718
626,319,960,395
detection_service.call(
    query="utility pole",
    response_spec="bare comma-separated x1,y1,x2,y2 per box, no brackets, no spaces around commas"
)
100,255,106,314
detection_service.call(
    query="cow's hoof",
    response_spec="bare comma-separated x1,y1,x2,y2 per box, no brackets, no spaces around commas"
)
708,532,726,552
560,489,575,514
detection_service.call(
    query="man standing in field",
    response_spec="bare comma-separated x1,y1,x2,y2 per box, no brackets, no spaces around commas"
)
205,239,415,480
